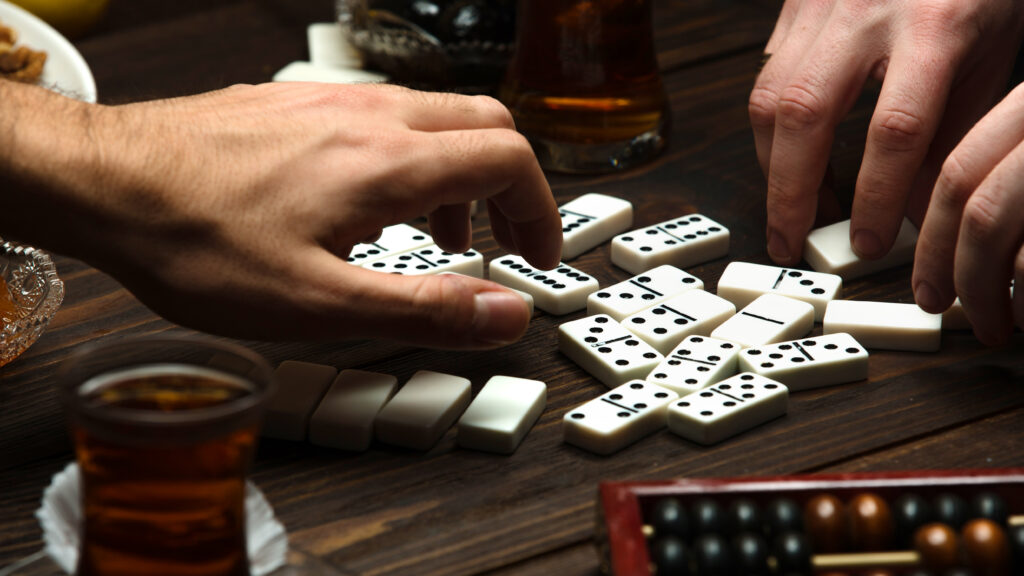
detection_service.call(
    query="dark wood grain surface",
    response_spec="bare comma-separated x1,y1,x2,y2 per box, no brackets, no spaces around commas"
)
1,1,1022,574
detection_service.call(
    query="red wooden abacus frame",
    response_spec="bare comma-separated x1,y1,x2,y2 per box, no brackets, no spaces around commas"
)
597,468,1024,575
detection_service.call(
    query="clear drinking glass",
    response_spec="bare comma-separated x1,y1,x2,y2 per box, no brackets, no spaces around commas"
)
60,335,274,576
500,0,670,174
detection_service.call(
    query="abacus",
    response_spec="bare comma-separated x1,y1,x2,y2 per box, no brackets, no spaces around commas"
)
596,469,1024,575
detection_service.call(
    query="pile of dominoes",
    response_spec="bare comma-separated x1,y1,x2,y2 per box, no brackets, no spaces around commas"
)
261,192,986,456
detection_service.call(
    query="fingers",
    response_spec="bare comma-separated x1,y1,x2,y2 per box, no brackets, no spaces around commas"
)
749,0,832,178
914,84,1024,323
315,259,532,349
952,141,1024,345
396,128,562,270
850,27,962,260
428,203,473,253
374,85,517,133
762,24,875,265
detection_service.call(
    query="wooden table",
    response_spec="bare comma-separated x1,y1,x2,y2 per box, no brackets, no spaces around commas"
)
2,1,1023,574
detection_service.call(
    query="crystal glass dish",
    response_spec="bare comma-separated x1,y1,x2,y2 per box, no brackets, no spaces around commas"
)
336,0,516,94
0,238,64,367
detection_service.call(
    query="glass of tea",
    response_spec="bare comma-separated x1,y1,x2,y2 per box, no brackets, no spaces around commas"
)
59,334,275,576
500,0,670,174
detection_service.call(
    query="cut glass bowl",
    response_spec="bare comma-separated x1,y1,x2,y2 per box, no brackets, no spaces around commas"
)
0,238,64,367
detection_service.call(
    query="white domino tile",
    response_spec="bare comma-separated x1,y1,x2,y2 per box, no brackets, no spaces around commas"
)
623,289,736,355
587,265,704,321
457,376,546,454
307,23,363,68
737,332,869,392
347,224,433,266
562,380,678,455
559,193,634,260
716,261,841,322
272,61,388,84
308,370,399,450
558,314,664,388
803,218,918,280
611,214,730,275
364,243,484,277
710,293,815,348
263,361,338,441
823,300,942,352
667,372,788,445
374,370,472,450
645,335,741,397
488,255,599,315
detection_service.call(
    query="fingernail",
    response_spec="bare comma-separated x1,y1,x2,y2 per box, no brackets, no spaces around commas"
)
852,229,883,259
473,291,528,345
914,281,940,312
767,229,790,263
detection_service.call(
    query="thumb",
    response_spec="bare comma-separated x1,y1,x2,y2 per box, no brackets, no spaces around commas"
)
327,262,531,349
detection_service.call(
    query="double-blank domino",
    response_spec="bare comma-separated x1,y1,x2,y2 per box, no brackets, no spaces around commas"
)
308,370,399,451
667,373,788,445
716,261,841,322
364,244,484,277
559,314,664,388
488,254,599,315
563,380,678,455
803,218,918,280
623,289,736,355
611,214,730,275
375,371,472,450
457,376,546,454
646,335,741,397
738,333,868,391
824,300,942,352
263,361,338,441
587,265,703,321
710,293,815,348
559,193,634,260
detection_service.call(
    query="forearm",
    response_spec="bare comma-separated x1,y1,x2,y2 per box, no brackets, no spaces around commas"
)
0,80,107,250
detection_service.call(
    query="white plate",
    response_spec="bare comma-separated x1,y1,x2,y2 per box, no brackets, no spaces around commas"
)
0,0,96,102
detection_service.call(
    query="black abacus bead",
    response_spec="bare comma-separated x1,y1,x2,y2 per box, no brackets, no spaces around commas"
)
652,497,691,540
727,499,763,536
650,535,691,576
771,531,812,575
970,492,1009,525
731,532,770,575
934,493,969,530
764,498,802,538
894,493,934,547
691,498,726,536
692,534,734,576
1010,524,1024,572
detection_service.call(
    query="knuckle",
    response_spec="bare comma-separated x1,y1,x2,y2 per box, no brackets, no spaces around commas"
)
748,86,779,129
960,193,1002,245
870,107,927,153
471,95,516,129
775,84,827,132
934,153,975,207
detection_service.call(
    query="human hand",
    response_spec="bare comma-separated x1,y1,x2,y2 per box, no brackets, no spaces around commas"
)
8,82,561,348
749,0,1024,266
913,83,1024,346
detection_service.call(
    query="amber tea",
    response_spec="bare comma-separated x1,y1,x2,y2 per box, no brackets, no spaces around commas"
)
62,338,273,576
500,0,669,173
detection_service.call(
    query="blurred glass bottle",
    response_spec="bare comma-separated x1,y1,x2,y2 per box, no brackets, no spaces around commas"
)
500,0,669,174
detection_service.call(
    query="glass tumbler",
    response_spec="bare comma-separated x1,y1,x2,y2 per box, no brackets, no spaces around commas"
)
500,0,670,174
60,335,274,576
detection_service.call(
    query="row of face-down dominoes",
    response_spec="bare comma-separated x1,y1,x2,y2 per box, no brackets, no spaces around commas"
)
262,363,547,455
